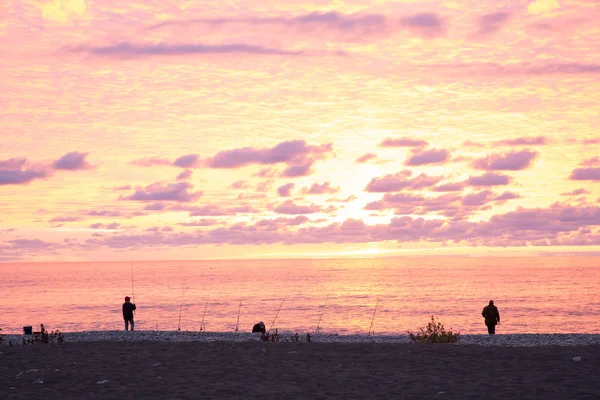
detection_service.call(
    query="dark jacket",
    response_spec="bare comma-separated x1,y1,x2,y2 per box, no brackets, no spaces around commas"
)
482,305,500,326
123,302,136,320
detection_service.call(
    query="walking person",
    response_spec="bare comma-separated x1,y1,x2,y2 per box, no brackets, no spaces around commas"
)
123,296,137,331
481,300,500,334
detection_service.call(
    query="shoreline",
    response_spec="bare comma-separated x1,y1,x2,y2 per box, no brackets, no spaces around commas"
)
3,330,600,347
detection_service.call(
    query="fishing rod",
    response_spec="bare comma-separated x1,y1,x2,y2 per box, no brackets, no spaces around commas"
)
177,286,185,331
368,294,380,336
268,296,286,333
235,294,243,333
200,284,212,332
130,258,135,315
315,294,329,334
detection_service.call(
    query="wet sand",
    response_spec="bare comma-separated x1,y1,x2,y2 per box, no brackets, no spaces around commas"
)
2,340,599,399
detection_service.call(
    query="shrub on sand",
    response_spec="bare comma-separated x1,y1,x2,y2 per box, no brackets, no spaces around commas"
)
408,316,460,344
22,324,64,345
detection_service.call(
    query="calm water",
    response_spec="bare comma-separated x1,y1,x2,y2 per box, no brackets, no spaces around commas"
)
1,257,598,335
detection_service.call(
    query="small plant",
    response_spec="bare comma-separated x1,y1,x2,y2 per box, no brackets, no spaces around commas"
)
408,316,460,344
22,324,64,345
261,328,280,342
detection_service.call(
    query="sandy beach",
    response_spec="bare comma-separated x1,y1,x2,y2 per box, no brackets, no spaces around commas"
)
2,333,599,399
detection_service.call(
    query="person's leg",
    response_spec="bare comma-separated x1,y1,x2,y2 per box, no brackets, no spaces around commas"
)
489,324,496,334
486,324,492,334
125,319,129,331
130,319,134,331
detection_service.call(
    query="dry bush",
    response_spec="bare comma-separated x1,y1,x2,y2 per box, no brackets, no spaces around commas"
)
408,316,460,344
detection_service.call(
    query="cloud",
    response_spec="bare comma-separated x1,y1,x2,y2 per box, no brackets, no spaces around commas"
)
185,204,259,216
149,11,450,42
174,154,202,168
176,169,193,181
0,169,50,185
49,216,82,223
405,148,450,166
495,136,547,146
253,167,279,178
380,137,428,147
433,182,466,192
0,158,29,169
255,216,310,228
463,140,485,148
86,210,122,217
400,13,447,38
569,168,600,181
231,180,250,189
277,183,295,197
475,12,511,36
560,188,590,196
256,180,274,192
207,140,332,169
527,0,560,15
130,157,172,167
179,219,221,227
68,42,304,58
41,0,86,23
274,200,322,215
580,157,600,167
302,182,339,195
355,153,377,163
53,151,94,170
123,182,203,202
281,162,314,177
467,172,512,186
365,171,442,192
144,203,166,211
472,149,538,171
90,222,121,230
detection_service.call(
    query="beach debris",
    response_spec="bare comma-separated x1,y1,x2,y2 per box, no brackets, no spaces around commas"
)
152,362,162,367
572,356,582,361
437,391,446,395
16,372,23,378
96,380,109,384
10,387,16,390
26,369,39,373
32,379,44,384
288,351,298,354
260,348,268,354
54,369,60,372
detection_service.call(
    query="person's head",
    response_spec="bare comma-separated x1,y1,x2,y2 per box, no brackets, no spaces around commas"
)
489,300,494,305
259,321,265,328
125,296,131,302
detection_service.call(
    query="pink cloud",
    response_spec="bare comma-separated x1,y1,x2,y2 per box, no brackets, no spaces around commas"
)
405,148,450,166
231,180,250,189
174,154,202,168
0,169,50,185
569,168,600,181
53,152,95,171
400,13,447,38
123,182,203,202
474,12,511,36
472,149,538,171
356,153,377,163
560,188,590,196
277,183,295,197
130,157,172,167
580,157,600,167
380,137,428,147
366,170,442,192
495,136,547,146
462,140,485,148
206,140,332,169
49,216,82,223
274,200,322,215
176,169,193,181
179,219,221,227
302,182,339,195
67,42,305,58
433,182,465,192
467,172,512,186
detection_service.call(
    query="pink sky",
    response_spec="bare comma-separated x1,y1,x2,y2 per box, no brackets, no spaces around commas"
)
1,0,599,261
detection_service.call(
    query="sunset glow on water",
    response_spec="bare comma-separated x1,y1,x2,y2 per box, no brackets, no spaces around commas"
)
1,257,598,335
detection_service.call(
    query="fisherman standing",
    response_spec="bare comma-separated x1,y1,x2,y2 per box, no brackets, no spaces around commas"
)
481,300,500,334
123,296,137,331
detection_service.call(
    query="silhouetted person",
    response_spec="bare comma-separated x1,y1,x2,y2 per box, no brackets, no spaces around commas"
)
252,321,266,334
123,296,136,331
482,300,500,334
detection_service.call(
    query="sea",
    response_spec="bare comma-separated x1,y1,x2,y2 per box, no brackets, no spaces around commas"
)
1,257,598,335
